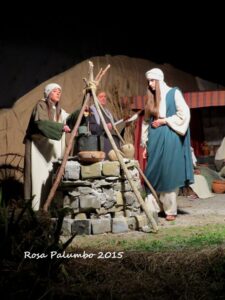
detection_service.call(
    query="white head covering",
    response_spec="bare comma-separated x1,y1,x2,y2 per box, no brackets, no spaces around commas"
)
44,83,61,98
145,68,171,118
145,68,164,81
215,137,225,160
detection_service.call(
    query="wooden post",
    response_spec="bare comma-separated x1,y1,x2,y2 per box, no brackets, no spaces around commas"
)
43,61,158,232
98,101,161,208
43,62,110,212
43,93,91,212
91,88,158,232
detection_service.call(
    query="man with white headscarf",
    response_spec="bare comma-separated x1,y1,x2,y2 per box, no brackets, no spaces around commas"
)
141,68,194,221
24,83,77,210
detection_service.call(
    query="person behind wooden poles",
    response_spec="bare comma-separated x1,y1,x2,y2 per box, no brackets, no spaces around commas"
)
73,89,124,159
141,68,194,221
23,83,78,211
95,90,123,158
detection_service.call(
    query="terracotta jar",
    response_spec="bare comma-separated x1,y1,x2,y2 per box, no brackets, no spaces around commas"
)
212,180,225,194
201,141,210,156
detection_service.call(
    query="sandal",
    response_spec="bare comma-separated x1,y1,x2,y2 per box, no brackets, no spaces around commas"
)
187,194,198,200
166,215,176,221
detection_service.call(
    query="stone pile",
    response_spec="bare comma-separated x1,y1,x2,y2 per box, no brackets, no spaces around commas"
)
52,158,154,235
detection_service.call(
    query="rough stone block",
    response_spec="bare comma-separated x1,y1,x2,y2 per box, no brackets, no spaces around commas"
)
64,161,80,180
75,213,87,220
135,214,148,229
123,191,136,206
91,218,111,234
77,186,93,194
112,217,129,233
70,198,79,209
113,180,132,192
114,211,125,217
102,161,120,176
71,219,91,235
115,191,124,206
135,212,158,230
81,162,102,179
62,218,74,236
126,217,138,230
80,195,101,210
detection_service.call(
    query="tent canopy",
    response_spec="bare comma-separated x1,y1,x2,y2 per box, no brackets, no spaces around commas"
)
0,55,224,182
184,90,225,108
127,90,225,111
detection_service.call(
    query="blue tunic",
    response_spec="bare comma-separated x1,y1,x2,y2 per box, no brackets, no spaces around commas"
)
145,88,194,193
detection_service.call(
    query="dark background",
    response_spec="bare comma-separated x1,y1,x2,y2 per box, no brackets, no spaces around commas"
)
0,6,224,108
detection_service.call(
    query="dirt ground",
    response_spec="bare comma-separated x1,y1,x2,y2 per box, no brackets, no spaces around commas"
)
160,193,225,227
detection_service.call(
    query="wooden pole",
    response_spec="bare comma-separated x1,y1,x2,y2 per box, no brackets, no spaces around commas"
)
43,93,91,212
91,89,158,232
43,62,110,212
43,60,158,232
136,165,160,206
98,102,160,206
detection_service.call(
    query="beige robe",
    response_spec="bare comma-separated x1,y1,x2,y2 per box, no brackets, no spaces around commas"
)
24,100,68,210
31,110,68,210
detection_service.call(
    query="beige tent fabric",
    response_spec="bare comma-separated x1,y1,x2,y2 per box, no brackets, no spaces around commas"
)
0,55,204,182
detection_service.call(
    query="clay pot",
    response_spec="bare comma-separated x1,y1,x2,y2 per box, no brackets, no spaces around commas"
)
108,149,124,161
78,151,105,163
201,142,210,156
120,144,135,159
212,180,225,194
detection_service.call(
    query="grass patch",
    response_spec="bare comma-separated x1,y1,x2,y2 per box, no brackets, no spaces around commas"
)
71,223,225,252
1,204,225,299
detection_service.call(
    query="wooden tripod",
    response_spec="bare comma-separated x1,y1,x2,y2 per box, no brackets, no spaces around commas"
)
43,61,158,232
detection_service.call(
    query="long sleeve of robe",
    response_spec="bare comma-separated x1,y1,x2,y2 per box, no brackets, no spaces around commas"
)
141,89,190,147
24,100,74,210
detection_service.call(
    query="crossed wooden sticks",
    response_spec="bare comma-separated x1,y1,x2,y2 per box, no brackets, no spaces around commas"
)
43,61,158,232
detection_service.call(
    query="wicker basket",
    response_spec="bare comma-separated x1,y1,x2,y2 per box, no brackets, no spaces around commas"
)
212,180,225,194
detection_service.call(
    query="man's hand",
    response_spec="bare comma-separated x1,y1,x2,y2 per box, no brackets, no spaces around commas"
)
151,118,166,128
84,105,90,117
107,123,112,131
123,115,131,121
63,125,71,133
